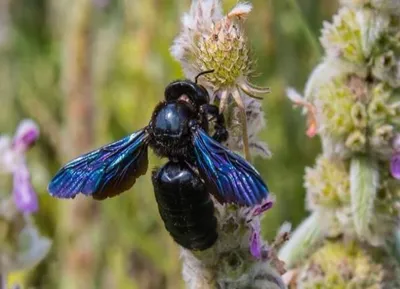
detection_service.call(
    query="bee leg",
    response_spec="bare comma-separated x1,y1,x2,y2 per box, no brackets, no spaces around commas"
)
200,104,228,143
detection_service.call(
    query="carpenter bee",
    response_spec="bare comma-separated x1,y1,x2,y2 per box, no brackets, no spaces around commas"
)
48,71,269,251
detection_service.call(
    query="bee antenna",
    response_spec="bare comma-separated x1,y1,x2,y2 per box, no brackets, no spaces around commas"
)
195,70,215,84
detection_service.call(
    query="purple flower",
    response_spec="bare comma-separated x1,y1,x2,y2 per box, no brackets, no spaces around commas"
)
0,119,40,214
391,135,400,179
12,120,40,152
13,164,38,213
251,198,274,217
249,219,263,259
390,153,400,179
247,197,274,259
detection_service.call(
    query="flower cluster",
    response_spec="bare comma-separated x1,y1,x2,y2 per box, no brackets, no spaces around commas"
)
0,120,50,282
281,0,400,287
315,77,397,158
295,242,385,289
305,155,351,209
304,155,399,246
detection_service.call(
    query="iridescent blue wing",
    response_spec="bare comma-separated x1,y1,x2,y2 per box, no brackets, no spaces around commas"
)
48,129,150,200
192,128,269,206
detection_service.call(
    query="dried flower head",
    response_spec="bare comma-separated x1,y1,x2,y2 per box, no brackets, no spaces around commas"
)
171,0,269,108
171,0,270,160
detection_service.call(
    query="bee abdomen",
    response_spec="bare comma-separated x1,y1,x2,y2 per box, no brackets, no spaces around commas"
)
152,161,217,251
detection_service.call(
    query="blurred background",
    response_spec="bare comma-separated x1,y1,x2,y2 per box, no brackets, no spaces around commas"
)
0,0,338,288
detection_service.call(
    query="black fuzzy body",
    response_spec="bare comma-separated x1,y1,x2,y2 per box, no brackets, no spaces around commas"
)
152,161,218,251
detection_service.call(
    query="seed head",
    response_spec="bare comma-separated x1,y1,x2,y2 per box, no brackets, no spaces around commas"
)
171,0,270,113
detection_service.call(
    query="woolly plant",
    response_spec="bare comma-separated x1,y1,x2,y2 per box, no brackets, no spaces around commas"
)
280,0,400,287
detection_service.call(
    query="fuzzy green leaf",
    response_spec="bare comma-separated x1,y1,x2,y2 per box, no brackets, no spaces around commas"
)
350,156,379,239
278,212,324,269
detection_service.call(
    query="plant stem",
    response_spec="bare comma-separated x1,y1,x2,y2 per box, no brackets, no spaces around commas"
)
241,109,251,161
58,1,98,289
232,88,251,161
286,0,322,58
